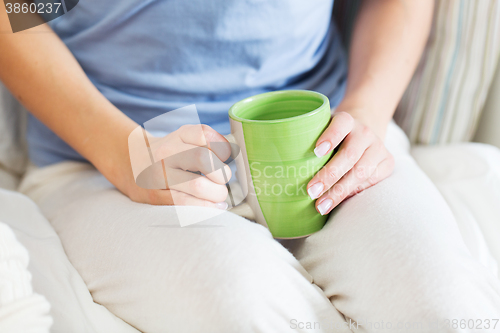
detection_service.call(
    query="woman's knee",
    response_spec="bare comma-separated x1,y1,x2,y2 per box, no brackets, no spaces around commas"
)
293,204,500,331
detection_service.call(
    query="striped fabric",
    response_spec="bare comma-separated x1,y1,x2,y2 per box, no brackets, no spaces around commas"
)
334,0,500,144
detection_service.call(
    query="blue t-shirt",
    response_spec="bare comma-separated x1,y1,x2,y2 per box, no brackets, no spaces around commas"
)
28,0,347,166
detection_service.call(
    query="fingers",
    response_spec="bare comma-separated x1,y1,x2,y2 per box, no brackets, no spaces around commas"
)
131,124,232,208
179,124,231,162
349,155,395,196
344,143,387,188
315,154,395,215
142,188,228,209
307,124,375,200
313,112,354,158
163,144,232,185
151,124,232,185
170,189,228,209
164,168,229,203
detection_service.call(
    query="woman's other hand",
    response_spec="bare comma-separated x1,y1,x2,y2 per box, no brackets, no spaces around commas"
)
306,111,395,215
124,124,232,209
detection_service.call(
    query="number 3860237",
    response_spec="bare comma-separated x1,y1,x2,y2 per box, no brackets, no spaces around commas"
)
5,2,62,14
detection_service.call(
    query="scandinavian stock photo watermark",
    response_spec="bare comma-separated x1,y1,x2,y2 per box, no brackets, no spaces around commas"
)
2,0,79,33
249,160,377,197
290,317,500,331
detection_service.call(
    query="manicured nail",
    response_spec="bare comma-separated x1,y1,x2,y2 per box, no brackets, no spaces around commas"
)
317,199,333,215
307,182,324,200
216,202,228,210
314,141,332,157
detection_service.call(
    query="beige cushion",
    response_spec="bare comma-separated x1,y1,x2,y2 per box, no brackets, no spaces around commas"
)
0,82,28,176
474,58,500,149
411,143,500,276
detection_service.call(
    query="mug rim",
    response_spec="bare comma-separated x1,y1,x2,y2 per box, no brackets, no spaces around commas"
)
228,90,329,124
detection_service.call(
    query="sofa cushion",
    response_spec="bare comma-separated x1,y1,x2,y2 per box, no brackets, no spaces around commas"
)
0,82,28,176
474,58,500,149
412,143,500,277
0,167,19,191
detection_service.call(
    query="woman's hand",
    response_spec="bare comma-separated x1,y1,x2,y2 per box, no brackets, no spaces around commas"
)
122,124,232,209
306,111,395,215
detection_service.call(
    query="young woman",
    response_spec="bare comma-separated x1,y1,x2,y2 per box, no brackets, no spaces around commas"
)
1,0,499,332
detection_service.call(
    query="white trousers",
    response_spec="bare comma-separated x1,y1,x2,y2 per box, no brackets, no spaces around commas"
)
19,123,500,333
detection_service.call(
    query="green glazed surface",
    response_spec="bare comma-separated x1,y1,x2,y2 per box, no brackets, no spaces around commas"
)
229,90,333,238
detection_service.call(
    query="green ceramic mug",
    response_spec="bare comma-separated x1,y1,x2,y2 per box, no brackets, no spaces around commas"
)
227,90,333,239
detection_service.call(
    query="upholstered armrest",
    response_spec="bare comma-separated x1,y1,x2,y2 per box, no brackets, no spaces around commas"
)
474,62,500,149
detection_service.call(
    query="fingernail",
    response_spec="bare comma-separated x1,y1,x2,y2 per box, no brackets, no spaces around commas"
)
216,202,228,210
307,182,324,200
314,141,332,157
317,199,333,215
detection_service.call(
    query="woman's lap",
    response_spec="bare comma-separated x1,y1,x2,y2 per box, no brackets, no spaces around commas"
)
19,123,500,332
19,163,349,332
